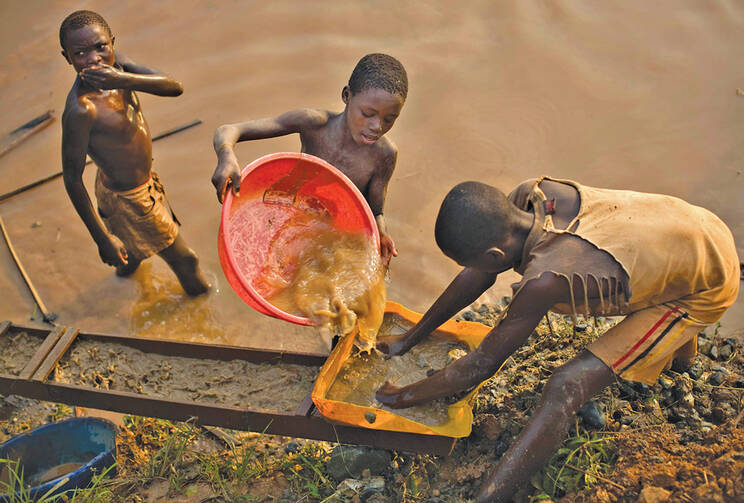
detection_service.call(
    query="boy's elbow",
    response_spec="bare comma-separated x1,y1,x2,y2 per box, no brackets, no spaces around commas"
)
61,167,81,184
61,171,83,195
169,80,184,96
215,123,237,141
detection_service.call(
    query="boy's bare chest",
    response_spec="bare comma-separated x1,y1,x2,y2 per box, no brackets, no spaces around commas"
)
304,143,377,193
89,90,148,140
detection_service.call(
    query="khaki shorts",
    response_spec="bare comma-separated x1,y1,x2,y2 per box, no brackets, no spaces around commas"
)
588,304,708,384
588,236,740,385
95,171,179,261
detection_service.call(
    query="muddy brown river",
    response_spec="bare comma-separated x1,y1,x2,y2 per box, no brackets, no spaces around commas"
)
1,1,742,352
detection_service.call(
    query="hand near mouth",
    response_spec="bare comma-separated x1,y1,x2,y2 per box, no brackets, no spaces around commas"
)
80,64,127,90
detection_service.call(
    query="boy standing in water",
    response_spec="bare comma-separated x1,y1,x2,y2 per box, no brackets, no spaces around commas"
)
60,10,209,296
211,53,407,266
375,177,740,501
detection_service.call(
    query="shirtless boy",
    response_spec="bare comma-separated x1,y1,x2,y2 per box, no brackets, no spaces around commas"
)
60,10,208,296
211,53,407,266
375,177,740,501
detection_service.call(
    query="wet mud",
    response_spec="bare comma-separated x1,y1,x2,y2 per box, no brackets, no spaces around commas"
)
51,339,318,412
0,331,44,376
327,313,468,426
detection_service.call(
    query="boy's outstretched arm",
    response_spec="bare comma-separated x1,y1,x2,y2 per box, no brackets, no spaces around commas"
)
78,52,183,96
378,267,498,357
211,109,327,203
376,273,559,408
61,102,128,268
367,147,397,266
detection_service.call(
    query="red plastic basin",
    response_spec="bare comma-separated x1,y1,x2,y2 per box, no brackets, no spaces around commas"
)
218,152,380,325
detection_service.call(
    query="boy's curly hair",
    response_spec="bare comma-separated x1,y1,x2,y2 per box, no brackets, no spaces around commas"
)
435,181,515,263
59,10,112,48
348,53,408,99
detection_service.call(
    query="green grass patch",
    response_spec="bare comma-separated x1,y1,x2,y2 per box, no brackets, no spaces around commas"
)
530,428,617,499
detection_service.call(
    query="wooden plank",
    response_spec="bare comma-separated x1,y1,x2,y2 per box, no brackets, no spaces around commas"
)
2,322,57,339
31,327,79,381
19,325,66,379
0,110,54,159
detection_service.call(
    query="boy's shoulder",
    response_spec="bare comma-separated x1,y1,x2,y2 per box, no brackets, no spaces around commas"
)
287,108,334,129
62,81,97,128
376,135,398,155
371,135,398,170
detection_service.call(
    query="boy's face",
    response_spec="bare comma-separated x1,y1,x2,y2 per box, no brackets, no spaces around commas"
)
61,24,115,74
343,87,404,146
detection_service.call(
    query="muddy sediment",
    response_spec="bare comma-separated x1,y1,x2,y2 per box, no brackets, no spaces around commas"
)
327,314,469,426
0,331,44,376
51,339,318,412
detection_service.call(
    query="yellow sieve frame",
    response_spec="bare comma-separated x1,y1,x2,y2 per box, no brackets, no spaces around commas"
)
312,301,494,438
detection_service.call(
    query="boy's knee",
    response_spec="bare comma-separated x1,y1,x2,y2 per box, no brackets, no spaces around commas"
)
543,366,584,405
543,354,613,409
543,365,601,411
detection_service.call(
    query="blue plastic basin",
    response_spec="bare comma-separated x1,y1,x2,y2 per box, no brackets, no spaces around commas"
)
0,417,117,502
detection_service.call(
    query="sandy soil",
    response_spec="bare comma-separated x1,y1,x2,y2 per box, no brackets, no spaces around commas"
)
0,330,44,376
51,338,318,412
0,1,742,350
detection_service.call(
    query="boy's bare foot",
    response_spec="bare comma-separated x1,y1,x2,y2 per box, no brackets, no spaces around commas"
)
116,258,141,277
178,265,210,296
159,236,211,296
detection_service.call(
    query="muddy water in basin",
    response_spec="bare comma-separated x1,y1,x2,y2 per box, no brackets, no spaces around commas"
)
327,314,469,426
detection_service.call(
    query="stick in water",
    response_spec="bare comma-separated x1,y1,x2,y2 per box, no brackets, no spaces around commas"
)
0,215,57,325
0,110,55,159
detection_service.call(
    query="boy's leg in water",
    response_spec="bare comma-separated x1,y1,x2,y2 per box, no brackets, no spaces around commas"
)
476,350,615,503
158,235,210,296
